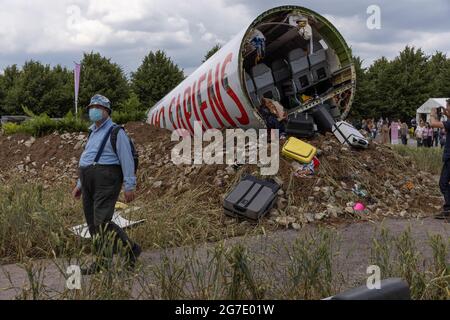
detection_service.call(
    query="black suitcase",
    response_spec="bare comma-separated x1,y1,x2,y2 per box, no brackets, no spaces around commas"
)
223,175,280,221
286,112,315,138
312,104,336,133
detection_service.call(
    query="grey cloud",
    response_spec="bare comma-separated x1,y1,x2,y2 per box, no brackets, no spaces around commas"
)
0,0,449,76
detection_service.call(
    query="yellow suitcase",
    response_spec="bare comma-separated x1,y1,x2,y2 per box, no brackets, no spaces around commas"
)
282,137,317,164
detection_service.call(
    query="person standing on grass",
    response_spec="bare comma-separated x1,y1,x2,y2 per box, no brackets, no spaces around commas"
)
72,94,142,274
415,120,425,147
366,119,374,139
377,118,383,134
381,121,390,144
430,99,450,220
425,122,433,148
433,127,440,147
400,121,409,145
411,118,417,132
390,120,399,145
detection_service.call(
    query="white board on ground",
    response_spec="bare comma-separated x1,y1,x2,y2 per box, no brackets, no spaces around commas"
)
70,207,146,239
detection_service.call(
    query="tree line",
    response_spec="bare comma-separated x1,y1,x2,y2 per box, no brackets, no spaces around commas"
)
351,46,450,121
0,51,185,118
0,45,449,120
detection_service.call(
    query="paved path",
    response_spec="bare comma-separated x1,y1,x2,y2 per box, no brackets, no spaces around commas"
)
1,218,449,300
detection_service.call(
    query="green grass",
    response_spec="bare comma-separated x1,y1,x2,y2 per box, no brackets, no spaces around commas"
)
0,180,448,300
0,179,267,264
370,227,449,300
392,145,443,175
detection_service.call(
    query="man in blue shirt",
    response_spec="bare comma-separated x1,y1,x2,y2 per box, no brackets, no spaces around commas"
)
72,94,141,274
430,99,450,221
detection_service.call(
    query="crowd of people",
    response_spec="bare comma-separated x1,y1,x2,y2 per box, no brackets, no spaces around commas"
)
355,117,446,148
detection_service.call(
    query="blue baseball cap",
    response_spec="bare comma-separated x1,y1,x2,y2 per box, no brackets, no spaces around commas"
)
87,94,111,113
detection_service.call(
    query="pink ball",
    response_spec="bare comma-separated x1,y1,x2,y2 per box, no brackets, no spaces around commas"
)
353,203,366,211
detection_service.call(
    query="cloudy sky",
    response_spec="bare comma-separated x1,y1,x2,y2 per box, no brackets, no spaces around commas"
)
1,0,449,76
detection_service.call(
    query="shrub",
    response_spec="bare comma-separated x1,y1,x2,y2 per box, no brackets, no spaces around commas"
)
2,122,22,135
1,108,90,137
112,92,147,124
112,110,146,124
56,111,89,133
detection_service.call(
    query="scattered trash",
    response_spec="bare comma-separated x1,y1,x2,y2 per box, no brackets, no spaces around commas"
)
292,161,315,178
352,184,368,198
115,201,128,210
403,181,415,191
312,156,320,169
275,216,296,227
353,202,366,212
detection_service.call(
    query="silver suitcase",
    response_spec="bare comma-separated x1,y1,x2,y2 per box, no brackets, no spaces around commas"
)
332,121,369,148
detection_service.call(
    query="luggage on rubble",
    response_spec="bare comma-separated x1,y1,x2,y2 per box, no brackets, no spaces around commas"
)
282,137,317,163
311,104,336,133
286,112,315,138
332,121,369,149
223,175,280,221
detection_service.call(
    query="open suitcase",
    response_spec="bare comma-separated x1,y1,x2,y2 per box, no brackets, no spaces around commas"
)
223,175,280,221
282,137,317,164
332,121,369,149
311,104,336,133
286,112,315,138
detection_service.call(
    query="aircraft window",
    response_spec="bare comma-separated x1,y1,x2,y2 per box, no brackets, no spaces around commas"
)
169,109,174,123
223,76,230,90
187,99,192,113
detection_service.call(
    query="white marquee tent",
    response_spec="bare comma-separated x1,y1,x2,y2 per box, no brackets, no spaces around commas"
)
416,98,449,122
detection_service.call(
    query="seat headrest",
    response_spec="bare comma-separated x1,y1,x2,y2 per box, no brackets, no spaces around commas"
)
288,48,307,61
251,63,272,77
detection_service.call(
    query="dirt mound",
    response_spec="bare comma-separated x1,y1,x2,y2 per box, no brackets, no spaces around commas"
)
0,122,442,226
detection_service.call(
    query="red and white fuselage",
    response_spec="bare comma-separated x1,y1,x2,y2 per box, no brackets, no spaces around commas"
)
147,28,263,133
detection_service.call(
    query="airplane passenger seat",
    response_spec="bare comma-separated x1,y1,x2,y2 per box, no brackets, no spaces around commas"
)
250,63,281,104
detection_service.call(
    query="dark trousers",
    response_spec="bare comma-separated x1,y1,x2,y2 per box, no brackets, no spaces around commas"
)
79,165,133,256
439,160,450,212
401,135,407,145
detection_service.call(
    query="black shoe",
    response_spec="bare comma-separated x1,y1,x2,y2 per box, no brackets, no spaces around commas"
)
81,262,103,275
434,211,450,220
127,243,142,270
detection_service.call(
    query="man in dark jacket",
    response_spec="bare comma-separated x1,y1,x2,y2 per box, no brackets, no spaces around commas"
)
430,99,450,221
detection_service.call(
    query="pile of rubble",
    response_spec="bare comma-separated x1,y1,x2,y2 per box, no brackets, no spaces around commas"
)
0,122,442,227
